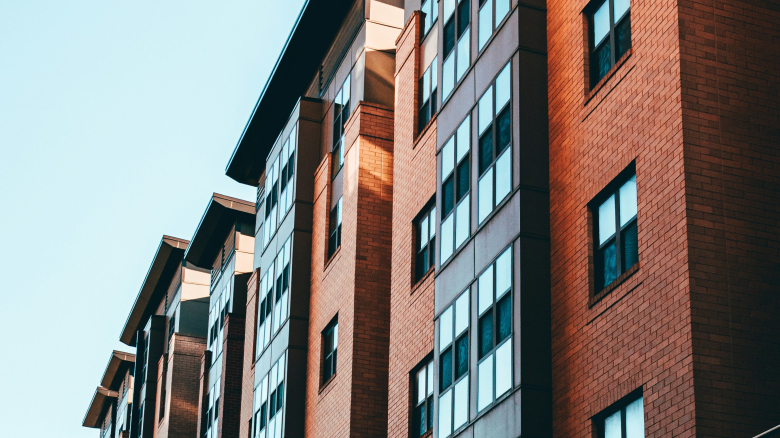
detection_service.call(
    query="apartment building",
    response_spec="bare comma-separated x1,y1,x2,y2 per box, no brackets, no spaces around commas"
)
183,194,255,438
82,351,135,438
118,235,211,438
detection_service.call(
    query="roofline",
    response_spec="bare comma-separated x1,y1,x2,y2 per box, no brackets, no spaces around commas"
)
119,236,189,346
82,387,118,428
100,350,136,390
183,193,255,269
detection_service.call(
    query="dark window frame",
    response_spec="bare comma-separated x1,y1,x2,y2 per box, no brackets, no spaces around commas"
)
437,289,470,437
440,114,471,264
414,200,437,283
420,0,439,39
594,390,644,438
328,198,343,259
410,356,435,438
591,165,638,293
587,0,631,87
418,57,439,133
332,75,351,179
322,316,339,386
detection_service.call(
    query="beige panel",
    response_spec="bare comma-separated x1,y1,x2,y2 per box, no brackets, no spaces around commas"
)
234,251,254,274
366,20,402,52
182,266,210,286
368,0,404,28
236,233,255,253
422,26,439,70
180,282,209,301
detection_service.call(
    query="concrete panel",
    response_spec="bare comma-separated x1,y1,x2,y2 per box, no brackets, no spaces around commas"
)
436,240,475,315
474,191,520,275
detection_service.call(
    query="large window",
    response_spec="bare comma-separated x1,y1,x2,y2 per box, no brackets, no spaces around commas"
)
332,75,351,178
441,0,470,100
415,202,436,282
328,198,342,258
595,393,644,438
272,238,291,333
419,57,438,132
588,0,631,86
421,0,439,37
251,353,286,438
263,158,279,249
477,0,510,50
477,62,511,224
256,237,292,358
322,317,338,384
594,172,637,291
440,116,471,263
476,246,512,412
256,269,274,356
205,379,220,438
438,290,469,438
412,359,434,437
278,125,297,217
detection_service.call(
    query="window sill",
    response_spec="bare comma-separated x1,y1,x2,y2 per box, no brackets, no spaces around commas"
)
324,247,342,272
584,48,633,106
318,373,338,396
589,262,639,307
414,113,437,148
411,268,434,295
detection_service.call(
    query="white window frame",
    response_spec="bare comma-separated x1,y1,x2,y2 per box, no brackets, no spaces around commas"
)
440,115,471,263
477,0,511,50
437,289,470,438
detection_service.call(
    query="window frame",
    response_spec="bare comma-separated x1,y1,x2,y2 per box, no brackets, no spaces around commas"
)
477,0,511,51
475,246,513,412
420,0,439,38
418,57,439,133
441,0,471,100
439,115,471,264
437,289,470,438
322,316,339,386
591,166,638,294
594,391,645,438
414,200,437,283
411,356,435,438
587,0,631,87
476,61,512,225
328,198,343,259
331,75,351,180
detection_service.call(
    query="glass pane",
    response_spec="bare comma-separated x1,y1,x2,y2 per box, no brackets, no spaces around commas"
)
496,295,511,342
442,138,455,177
592,39,611,85
455,195,469,248
457,0,470,36
440,307,453,350
478,313,493,359
417,368,426,405
478,0,492,51
604,410,622,438
333,323,338,348
495,339,512,397
422,0,431,32
453,376,469,430
477,353,493,411
431,0,439,24
478,264,494,314
440,347,453,390
599,242,617,289
443,0,456,20
430,208,436,237
495,247,511,297
414,404,425,437
438,390,452,438
626,397,645,438
593,0,610,45
479,130,494,175
456,161,469,201
496,63,511,110
495,0,510,23
598,194,616,245
619,175,637,226
423,67,431,102
456,116,470,161
442,177,454,217
427,363,434,395
614,0,630,21
420,216,429,250
342,75,351,109
478,86,493,134
456,28,470,81
495,148,511,204
455,335,469,378
615,17,632,60
441,215,454,262
432,57,438,95
478,169,493,224
622,221,638,270
455,289,469,335
497,106,511,153
443,18,456,57
443,54,455,99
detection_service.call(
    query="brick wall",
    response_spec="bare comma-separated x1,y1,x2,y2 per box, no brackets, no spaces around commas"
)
239,270,259,438
547,0,697,434
219,315,245,438
166,334,206,438
387,11,438,438
306,101,395,438
678,0,780,436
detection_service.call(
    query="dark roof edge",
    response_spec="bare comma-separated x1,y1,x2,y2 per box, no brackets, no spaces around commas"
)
118,236,189,346
99,350,136,390
183,193,256,269
82,387,118,428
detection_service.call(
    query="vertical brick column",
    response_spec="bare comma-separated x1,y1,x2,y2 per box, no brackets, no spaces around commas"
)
166,334,206,438
239,269,260,438
218,315,245,438
195,350,212,438
387,11,438,438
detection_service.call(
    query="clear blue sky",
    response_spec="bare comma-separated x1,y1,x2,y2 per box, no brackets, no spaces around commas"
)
0,1,304,436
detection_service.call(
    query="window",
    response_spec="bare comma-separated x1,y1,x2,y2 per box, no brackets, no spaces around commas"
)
328,198,342,258
419,57,438,132
272,237,291,333
256,269,274,356
412,359,434,437
595,393,644,438
137,402,144,438
440,116,470,263
322,317,338,384
441,0,471,100
252,353,285,438
477,62,511,224
477,0,510,50
332,75,351,178
588,0,631,86
421,0,439,37
476,246,512,411
263,158,279,249
278,125,297,217
594,172,637,291
167,313,176,344
438,290,469,438
415,202,436,282
139,334,149,384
